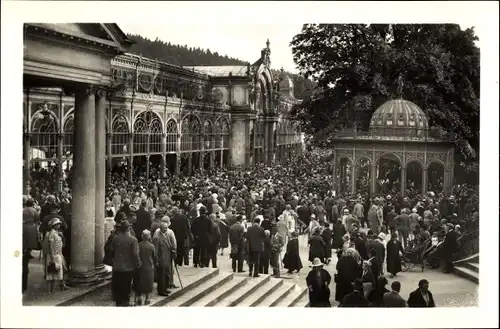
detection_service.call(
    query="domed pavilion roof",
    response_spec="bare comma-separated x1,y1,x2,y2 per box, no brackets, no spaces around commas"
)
369,99,428,132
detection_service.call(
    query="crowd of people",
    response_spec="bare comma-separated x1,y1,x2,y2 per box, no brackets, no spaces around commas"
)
22,149,479,307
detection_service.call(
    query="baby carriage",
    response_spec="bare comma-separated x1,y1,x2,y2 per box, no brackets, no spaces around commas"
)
401,238,432,272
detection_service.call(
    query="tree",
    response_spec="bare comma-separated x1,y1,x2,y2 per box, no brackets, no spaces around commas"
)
290,24,480,160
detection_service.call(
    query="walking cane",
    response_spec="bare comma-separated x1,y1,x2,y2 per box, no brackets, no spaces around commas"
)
174,263,183,289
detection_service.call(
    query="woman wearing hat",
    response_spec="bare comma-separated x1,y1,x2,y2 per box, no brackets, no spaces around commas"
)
283,231,303,274
335,248,362,303
42,217,68,293
306,258,332,307
134,230,155,306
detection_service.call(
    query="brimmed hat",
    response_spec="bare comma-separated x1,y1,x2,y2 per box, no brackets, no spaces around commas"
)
118,220,131,229
199,206,207,214
378,232,386,241
311,258,324,268
353,278,364,290
310,214,316,219
386,195,392,200
48,217,62,227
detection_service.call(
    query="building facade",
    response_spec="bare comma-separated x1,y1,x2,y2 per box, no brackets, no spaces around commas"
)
23,34,303,195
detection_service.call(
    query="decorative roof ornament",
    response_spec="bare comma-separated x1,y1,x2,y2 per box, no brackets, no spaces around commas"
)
396,74,404,99
262,39,271,69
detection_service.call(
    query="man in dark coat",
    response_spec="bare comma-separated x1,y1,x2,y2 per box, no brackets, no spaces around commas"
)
335,251,361,302
169,207,191,266
332,219,346,250
367,233,385,275
283,231,302,274
134,200,152,242
386,232,404,277
229,215,245,272
407,279,435,307
352,231,368,261
308,228,326,264
306,258,331,307
246,217,266,277
320,222,333,264
324,193,335,224
191,206,212,268
259,230,271,274
206,218,221,268
442,223,459,273
339,279,369,307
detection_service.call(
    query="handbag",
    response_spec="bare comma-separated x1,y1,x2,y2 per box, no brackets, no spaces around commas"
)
47,262,58,274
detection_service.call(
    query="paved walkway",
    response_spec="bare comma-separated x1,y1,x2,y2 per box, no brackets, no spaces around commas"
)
23,230,478,307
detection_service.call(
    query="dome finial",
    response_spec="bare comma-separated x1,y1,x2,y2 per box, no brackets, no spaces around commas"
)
396,74,404,99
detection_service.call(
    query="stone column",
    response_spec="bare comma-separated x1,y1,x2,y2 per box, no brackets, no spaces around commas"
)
94,91,107,276
106,133,112,184
332,151,337,194
161,134,167,178
23,134,31,195
371,163,377,195
210,151,215,168
400,167,406,196
351,161,357,195
128,134,134,183
422,168,428,194
146,155,150,181
57,134,64,193
230,116,247,167
68,88,99,286
444,169,450,196
188,153,193,175
176,132,181,175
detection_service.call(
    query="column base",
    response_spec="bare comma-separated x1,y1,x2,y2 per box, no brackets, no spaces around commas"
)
95,263,112,280
67,268,103,287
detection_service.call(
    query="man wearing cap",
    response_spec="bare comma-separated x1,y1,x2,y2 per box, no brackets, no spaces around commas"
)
110,220,141,306
306,258,331,307
170,207,191,266
229,215,245,273
407,279,435,307
153,220,177,295
135,200,153,242
246,217,266,277
191,206,212,268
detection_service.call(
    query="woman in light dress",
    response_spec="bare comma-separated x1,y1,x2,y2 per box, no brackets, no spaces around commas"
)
42,218,68,293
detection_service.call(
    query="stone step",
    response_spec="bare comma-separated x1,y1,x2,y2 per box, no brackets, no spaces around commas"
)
236,278,284,307
292,293,310,307
274,285,308,307
165,272,234,307
453,253,479,265
454,265,479,284
257,282,296,307
214,274,271,307
464,262,479,273
191,276,249,307
69,267,218,306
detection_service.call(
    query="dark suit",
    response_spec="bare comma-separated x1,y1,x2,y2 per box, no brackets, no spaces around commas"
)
191,215,212,267
229,222,245,272
111,232,141,306
170,213,191,266
443,229,458,272
383,291,407,307
134,207,152,242
246,224,265,276
259,235,271,274
407,288,435,307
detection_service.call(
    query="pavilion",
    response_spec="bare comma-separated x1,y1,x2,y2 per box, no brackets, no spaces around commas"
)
331,98,455,197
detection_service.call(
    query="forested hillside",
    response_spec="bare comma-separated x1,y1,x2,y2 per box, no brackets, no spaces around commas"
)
126,34,316,99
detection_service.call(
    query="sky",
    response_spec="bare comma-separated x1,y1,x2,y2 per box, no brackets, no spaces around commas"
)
120,23,481,75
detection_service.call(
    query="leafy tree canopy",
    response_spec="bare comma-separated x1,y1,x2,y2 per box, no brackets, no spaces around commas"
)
290,24,480,159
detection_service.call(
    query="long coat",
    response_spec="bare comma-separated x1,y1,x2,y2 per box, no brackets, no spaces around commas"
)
321,227,333,259
407,288,435,307
308,235,326,262
306,268,332,307
367,207,380,234
217,219,229,249
135,240,155,294
283,237,302,271
23,207,40,250
335,256,361,302
332,222,346,249
386,239,404,275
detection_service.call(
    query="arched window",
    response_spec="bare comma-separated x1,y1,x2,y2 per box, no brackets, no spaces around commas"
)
63,114,74,158
111,115,129,155
221,117,230,149
30,110,58,161
203,120,214,150
133,111,163,154
214,118,223,149
165,120,178,153
181,115,202,152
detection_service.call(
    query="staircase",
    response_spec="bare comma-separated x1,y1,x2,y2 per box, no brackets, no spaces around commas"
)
61,267,309,307
453,254,479,284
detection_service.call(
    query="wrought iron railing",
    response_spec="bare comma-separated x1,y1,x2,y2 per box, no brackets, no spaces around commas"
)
453,229,479,262
332,126,443,141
